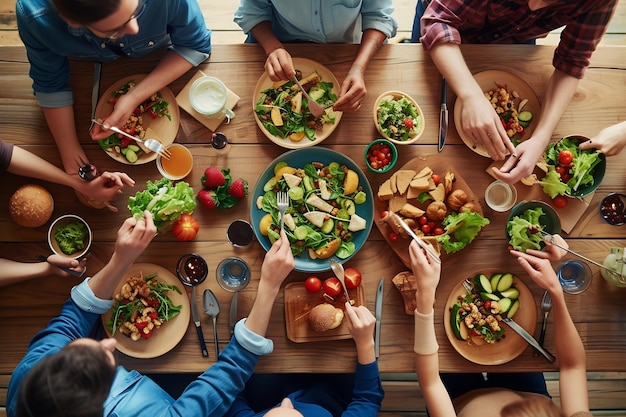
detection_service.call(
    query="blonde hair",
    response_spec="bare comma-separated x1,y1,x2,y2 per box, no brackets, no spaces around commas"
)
501,396,564,417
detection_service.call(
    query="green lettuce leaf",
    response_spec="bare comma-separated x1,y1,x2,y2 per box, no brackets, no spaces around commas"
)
436,211,490,254
507,207,544,252
538,167,570,198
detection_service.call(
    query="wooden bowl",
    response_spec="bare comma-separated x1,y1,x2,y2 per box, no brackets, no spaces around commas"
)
373,91,425,145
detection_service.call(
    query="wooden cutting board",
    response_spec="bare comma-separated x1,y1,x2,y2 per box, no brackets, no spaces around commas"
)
373,154,484,270
284,282,365,343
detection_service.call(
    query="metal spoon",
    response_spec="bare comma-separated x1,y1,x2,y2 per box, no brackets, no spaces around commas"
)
203,289,220,358
329,259,351,302
534,291,552,356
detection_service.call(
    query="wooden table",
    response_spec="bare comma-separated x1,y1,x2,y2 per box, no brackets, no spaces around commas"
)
1,43,625,375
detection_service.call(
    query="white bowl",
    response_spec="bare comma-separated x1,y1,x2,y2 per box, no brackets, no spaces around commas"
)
48,214,92,259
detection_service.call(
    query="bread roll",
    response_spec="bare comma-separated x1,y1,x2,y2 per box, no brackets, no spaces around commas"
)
9,184,54,228
307,303,344,332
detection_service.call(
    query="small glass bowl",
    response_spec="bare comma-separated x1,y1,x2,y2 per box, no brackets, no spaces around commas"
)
364,138,398,174
156,143,193,181
216,257,251,292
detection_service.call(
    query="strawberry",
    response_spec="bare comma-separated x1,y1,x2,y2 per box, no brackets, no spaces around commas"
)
197,189,218,209
201,167,225,189
228,178,248,200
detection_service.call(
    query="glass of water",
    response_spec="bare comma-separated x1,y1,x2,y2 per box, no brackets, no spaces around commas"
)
216,257,251,292
557,259,592,294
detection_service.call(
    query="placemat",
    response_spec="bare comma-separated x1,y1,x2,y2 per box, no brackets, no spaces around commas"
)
176,70,240,131
487,161,593,234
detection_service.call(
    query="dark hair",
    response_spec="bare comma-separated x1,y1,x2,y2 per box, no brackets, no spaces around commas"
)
51,0,121,25
15,343,116,417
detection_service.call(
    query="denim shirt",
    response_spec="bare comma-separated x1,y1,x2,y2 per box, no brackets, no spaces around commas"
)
7,277,273,417
16,0,212,108
234,0,397,44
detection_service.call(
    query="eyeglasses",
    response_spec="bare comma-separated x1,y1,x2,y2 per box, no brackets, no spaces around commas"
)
88,0,147,42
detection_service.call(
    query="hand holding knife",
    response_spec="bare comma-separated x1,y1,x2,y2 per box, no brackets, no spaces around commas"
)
438,77,448,152
374,277,384,359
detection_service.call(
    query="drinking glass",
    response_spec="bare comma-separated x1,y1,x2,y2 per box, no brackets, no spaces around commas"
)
557,259,592,294
216,257,251,292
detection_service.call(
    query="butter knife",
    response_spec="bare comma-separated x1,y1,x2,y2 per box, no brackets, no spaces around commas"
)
229,292,238,337
388,212,441,264
438,77,448,152
502,317,555,362
374,277,384,359
191,286,209,358
88,62,102,131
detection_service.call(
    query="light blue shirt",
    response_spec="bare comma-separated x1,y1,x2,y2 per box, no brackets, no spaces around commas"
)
16,0,212,108
234,0,397,44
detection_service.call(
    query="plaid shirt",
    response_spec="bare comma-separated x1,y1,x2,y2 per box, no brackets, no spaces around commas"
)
420,0,618,78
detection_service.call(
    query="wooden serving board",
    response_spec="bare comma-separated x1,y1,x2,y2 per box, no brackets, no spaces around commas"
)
373,154,484,270
284,282,366,343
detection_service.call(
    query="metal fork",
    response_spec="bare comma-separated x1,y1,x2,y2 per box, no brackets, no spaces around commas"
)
91,119,172,159
463,278,473,293
277,191,290,230
292,76,325,118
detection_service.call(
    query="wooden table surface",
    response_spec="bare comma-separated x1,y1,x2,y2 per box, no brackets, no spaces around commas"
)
1,43,625,375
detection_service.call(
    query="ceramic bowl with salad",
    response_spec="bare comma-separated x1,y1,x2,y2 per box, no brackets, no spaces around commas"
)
251,147,374,272
252,58,342,149
506,200,561,252
48,214,92,259
539,135,606,199
374,91,425,145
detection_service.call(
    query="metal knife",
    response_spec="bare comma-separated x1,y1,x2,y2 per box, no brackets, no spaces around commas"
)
191,286,209,357
203,289,221,358
502,317,555,362
438,77,448,152
88,62,102,131
388,212,441,264
229,292,238,337
374,277,384,359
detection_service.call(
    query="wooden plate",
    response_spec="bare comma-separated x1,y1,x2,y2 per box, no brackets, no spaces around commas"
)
454,70,540,158
284,282,365,343
252,57,343,149
373,154,484,269
101,263,190,358
95,74,180,165
443,269,537,365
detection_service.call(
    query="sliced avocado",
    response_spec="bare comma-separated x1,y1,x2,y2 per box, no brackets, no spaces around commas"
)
273,161,288,175
499,287,520,300
474,273,492,294
496,273,514,293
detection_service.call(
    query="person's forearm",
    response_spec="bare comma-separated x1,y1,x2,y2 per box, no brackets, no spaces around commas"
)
42,106,88,173
250,21,284,55
124,51,194,110
0,259,49,287
349,29,386,76
87,251,138,299
8,145,82,189
531,69,580,148
428,43,483,102
356,339,376,365
550,291,585,368
244,279,280,337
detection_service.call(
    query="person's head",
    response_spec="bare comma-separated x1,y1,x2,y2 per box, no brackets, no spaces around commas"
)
501,396,565,417
264,397,304,417
15,338,117,417
53,0,145,41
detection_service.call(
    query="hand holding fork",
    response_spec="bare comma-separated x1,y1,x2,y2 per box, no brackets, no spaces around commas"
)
91,119,172,159
277,191,290,231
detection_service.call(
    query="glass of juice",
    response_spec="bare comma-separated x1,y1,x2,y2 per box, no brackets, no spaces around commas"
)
157,143,193,181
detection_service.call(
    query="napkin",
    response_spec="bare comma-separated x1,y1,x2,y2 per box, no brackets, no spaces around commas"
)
487,161,593,234
176,70,240,132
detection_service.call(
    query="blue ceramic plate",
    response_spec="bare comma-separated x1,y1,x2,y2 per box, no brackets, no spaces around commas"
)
250,147,374,272
506,200,561,250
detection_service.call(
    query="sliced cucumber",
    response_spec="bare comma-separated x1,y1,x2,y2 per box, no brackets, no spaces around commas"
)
518,110,533,128
303,176,315,192
294,225,308,240
127,144,140,152
354,191,367,204
263,177,278,192
490,273,502,292
288,186,304,201
343,200,356,215
499,287,520,300
450,304,467,340
507,299,520,318
481,292,500,301
474,273,492,294
125,148,138,163
496,273,514,293
320,218,334,234
498,297,513,313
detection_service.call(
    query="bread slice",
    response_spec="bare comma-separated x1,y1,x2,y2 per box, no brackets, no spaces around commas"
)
409,176,430,191
413,166,433,179
395,170,416,195
399,203,425,219
377,179,394,201
389,194,407,213
429,183,446,202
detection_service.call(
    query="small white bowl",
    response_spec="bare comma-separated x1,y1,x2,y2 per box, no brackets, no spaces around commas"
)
48,214,92,259
373,91,425,145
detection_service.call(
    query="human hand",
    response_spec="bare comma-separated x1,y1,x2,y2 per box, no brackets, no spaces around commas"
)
78,172,135,211
459,93,515,160
113,210,157,265
264,48,295,82
510,248,563,295
89,93,140,141
491,137,546,184
579,122,626,156
45,254,87,278
409,241,441,304
519,234,568,262
344,302,376,349
333,69,366,112
260,230,295,289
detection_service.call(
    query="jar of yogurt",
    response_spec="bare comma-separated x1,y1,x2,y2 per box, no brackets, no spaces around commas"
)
189,76,235,121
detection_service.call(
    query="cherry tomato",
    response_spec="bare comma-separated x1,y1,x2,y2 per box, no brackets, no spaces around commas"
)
484,300,492,309
403,119,415,129
418,215,428,225
558,150,574,166
388,232,399,241
560,172,572,183
553,195,568,208
555,165,567,175
433,227,444,236
343,267,362,289
304,276,323,293
366,142,394,171
431,174,441,186
380,210,389,219
323,277,342,297
171,213,199,241
421,224,431,234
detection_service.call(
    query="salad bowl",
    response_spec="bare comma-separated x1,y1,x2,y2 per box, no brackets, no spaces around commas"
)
252,58,343,149
506,200,561,252
373,91,425,145
250,147,374,272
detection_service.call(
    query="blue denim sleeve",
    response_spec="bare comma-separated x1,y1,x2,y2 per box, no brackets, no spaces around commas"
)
344,361,384,417
233,0,274,35
168,0,212,65
361,0,398,38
